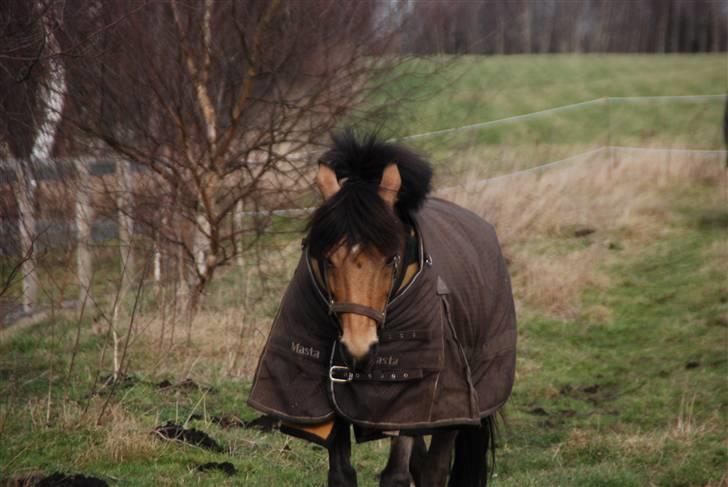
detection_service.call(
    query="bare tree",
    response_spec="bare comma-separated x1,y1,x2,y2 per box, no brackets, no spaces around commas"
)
38,0,405,320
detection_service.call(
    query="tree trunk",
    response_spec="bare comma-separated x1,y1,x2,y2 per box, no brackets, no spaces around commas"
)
14,164,37,314
14,15,67,314
711,1,722,52
523,0,532,54
657,1,670,53
192,211,210,278
116,159,134,290
498,17,505,54
154,227,162,282
540,1,554,53
112,158,134,374
235,199,244,267
670,0,681,52
75,159,92,308
684,0,696,52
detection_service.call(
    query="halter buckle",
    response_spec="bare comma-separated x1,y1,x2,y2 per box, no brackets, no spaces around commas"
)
329,365,354,383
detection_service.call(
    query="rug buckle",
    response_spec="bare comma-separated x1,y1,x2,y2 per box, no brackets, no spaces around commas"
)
329,365,354,383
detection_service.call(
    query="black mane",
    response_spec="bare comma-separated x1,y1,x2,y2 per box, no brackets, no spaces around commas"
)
306,129,433,259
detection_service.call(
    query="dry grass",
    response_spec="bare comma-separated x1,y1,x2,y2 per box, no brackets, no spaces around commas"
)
555,402,723,476
437,148,725,319
117,149,725,376
76,401,160,467
136,307,271,380
124,239,301,381
510,244,612,320
439,149,723,243
63,149,724,382
9,394,161,471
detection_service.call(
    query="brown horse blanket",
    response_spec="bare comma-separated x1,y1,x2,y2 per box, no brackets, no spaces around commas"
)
248,197,516,440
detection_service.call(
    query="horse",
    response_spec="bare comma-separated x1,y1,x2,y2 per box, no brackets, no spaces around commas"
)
248,130,517,486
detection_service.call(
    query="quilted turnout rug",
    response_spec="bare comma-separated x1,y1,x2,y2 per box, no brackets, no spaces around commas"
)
248,197,517,440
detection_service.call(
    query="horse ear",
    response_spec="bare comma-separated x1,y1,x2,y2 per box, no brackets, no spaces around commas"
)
378,163,401,207
316,163,341,200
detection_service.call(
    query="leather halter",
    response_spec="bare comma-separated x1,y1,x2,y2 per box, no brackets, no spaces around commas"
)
324,254,400,329
306,226,418,331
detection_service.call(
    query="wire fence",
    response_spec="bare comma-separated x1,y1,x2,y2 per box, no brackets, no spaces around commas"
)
1,93,725,326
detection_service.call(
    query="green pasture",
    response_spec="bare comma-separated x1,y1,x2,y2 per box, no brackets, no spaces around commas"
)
382,54,725,136
1,169,725,486
376,54,726,182
1,54,727,485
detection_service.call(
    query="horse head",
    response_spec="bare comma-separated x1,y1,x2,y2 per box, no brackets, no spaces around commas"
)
315,162,402,368
306,130,432,370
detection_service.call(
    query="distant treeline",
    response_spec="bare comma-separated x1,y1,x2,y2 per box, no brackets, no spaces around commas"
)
399,0,727,54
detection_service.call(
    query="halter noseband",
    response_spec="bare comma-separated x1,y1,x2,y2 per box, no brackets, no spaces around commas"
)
329,302,386,326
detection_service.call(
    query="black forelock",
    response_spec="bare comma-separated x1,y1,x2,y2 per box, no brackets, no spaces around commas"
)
306,186,404,261
319,129,432,216
306,129,432,259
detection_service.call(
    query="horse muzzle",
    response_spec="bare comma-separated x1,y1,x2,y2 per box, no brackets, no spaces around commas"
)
339,339,379,373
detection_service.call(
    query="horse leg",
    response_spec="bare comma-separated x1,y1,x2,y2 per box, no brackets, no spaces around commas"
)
328,421,357,487
380,436,414,487
419,431,457,487
448,419,494,487
409,436,428,487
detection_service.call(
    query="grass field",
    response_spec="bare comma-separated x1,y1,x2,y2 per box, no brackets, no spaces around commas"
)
383,54,725,135
1,54,727,485
379,54,726,185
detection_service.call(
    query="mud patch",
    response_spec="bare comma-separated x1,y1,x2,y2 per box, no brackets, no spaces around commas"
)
707,315,728,327
188,413,246,429
246,415,280,432
98,373,138,389
157,378,217,393
697,209,728,229
196,462,237,476
573,226,596,238
527,407,549,416
8,473,110,486
559,382,629,405
153,421,223,451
